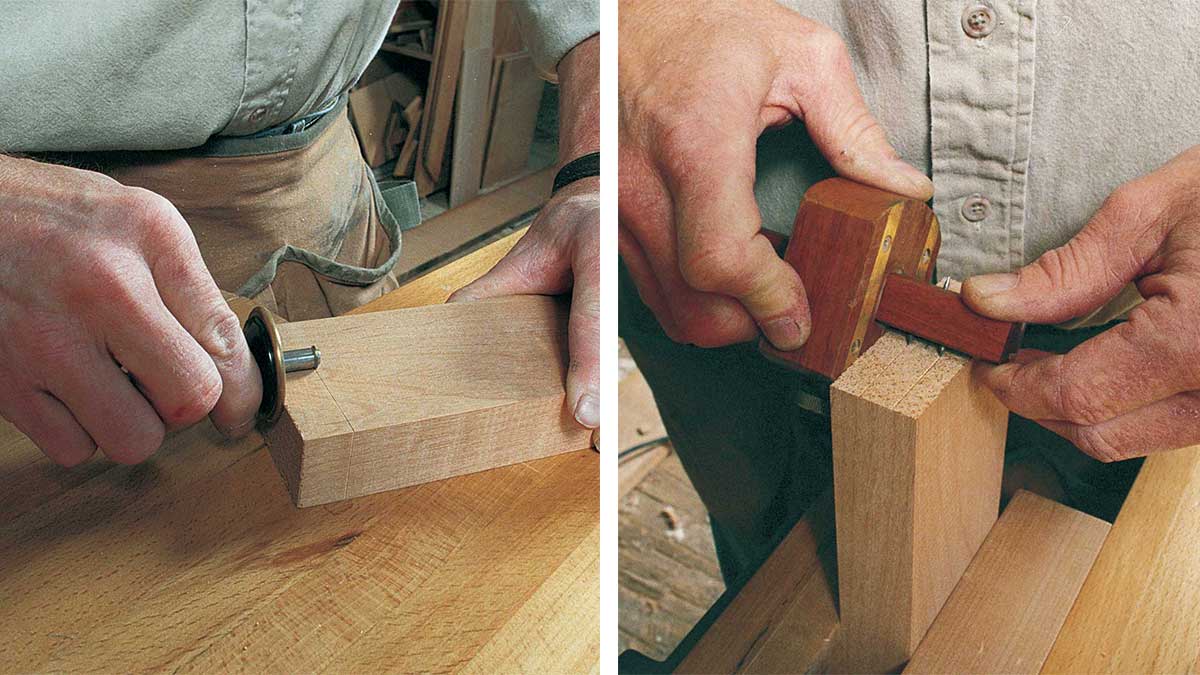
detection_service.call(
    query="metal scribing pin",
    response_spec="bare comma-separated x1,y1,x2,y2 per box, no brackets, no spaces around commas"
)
282,346,321,373
937,345,946,356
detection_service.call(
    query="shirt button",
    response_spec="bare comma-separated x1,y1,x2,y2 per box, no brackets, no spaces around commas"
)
961,194,991,222
961,4,996,38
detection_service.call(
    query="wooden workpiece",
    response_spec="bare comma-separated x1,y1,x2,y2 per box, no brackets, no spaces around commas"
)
1042,445,1200,673
904,491,1109,674
267,294,591,507
0,232,598,672
828,331,1009,673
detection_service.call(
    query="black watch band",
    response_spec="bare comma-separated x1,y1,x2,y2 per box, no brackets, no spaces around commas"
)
552,151,600,194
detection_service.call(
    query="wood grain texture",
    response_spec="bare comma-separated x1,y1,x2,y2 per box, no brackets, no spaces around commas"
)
760,178,939,380
0,240,597,673
875,273,1023,363
267,295,592,507
905,491,1110,675
1041,446,1200,674
827,331,1008,673
353,226,526,314
676,491,839,674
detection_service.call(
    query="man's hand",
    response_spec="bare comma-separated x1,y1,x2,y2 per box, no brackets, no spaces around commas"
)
619,0,932,350
0,156,262,466
964,146,1200,462
450,34,600,432
451,179,599,430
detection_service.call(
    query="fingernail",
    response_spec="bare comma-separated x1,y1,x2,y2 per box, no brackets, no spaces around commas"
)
967,273,1019,299
761,317,809,351
574,393,599,429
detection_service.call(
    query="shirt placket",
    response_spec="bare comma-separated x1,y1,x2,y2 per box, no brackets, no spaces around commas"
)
926,0,1036,281
224,0,305,136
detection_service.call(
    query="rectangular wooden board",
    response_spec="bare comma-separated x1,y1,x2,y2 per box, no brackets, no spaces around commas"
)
482,52,544,189
416,0,469,196
265,294,592,506
449,0,496,207
905,490,1110,674
1041,446,1200,673
828,331,1009,673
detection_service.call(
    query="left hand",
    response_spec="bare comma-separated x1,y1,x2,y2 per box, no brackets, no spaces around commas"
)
450,178,600,432
963,146,1200,462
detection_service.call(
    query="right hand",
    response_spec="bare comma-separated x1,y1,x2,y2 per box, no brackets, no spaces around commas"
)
619,0,933,349
0,156,262,466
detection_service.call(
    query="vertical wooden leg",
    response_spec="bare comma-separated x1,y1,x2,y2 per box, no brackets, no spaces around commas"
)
828,332,1009,673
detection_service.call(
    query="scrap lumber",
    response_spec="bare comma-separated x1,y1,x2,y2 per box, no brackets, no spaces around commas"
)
393,96,423,178
827,331,1009,673
265,295,592,507
349,77,400,167
1041,446,1200,673
904,491,1110,674
482,52,544,188
415,0,469,195
449,0,496,207
491,1,525,56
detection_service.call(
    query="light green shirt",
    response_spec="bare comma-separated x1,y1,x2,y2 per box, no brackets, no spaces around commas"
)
0,0,597,152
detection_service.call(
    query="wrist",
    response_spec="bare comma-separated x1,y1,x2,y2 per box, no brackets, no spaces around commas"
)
556,34,600,167
553,152,600,196
554,175,600,199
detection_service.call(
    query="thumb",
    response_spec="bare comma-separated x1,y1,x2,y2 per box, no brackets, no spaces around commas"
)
566,244,600,430
668,127,813,351
963,210,1146,323
448,238,569,303
786,25,934,201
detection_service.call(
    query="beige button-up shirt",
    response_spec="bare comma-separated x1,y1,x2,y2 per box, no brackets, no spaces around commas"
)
754,1,1200,290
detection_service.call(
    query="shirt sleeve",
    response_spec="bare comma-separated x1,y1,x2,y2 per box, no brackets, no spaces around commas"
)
513,0,599,82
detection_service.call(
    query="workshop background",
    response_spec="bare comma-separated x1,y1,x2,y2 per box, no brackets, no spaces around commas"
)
352,0,559,281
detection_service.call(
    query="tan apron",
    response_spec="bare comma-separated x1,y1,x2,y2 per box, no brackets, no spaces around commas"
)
60,96,420,321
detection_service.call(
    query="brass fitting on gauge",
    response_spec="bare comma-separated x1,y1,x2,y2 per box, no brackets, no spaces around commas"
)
242,306,321,428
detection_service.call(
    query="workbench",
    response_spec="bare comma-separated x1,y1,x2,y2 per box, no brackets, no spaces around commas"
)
0,230,599,673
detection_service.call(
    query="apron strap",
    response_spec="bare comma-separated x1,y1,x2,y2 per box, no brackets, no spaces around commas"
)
236,175,419,298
